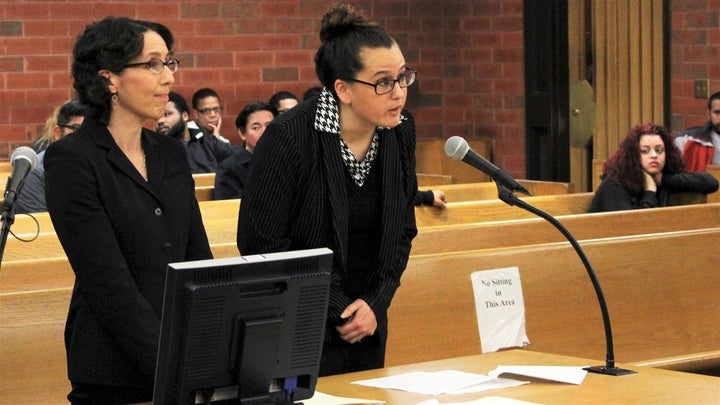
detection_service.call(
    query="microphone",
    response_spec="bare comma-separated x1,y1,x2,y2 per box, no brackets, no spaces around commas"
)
446,137,635,376
2,146,39,213
444,136,530,195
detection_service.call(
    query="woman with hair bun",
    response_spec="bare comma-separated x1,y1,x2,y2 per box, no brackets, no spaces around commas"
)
238,4,419,375
588,122,718,213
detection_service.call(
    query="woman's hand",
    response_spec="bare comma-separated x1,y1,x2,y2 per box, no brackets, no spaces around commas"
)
336,299,377,344
643,170,660,192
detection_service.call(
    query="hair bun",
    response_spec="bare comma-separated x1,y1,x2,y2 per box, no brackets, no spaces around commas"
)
319,4,376,43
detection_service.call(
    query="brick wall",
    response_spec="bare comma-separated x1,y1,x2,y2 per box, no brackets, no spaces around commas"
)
670,0,720,132
0,0,525,177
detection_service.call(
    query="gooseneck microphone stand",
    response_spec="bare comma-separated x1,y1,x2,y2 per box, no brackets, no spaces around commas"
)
0,205,15,272
495,184,635,376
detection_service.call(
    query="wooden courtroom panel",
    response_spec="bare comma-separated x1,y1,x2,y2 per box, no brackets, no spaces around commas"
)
412,202,720,255
414,192,595,227
387,228,720,370
0,288,72,403
707,164,720,203
416,138,491,183
436,180,573,202
192,172,215,187
316,350,720,404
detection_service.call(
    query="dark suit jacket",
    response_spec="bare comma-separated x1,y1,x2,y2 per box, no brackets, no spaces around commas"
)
45,118,212,388
213,145,253,199
237,99,418,344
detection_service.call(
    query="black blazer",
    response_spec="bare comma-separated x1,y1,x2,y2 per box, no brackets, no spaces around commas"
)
237,99,418,343
45,118,212,388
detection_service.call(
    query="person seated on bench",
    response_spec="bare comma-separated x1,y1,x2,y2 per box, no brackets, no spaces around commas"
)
589,123,718,213
214,100,278,199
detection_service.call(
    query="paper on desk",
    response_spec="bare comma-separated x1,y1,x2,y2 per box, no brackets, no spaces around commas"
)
352,370,522,396
303,391,384,404
488,365,588,385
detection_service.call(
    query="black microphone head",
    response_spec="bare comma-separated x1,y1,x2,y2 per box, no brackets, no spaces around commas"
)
11,146,38,170
444,136,469,161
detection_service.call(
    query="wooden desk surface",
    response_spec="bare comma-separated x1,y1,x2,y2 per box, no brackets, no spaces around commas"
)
315,349,720,404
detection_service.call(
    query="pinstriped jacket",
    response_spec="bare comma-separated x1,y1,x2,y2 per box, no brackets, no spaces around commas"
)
237,95,418,343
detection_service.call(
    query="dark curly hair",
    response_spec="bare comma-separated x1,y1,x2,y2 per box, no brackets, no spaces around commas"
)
314,4,395,96
602,123,685,194
72,17,174,125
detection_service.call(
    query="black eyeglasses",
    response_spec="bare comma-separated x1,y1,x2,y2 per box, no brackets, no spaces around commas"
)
342,68,417,95
58,124,82,132
124,58,180,74
197,107,223,116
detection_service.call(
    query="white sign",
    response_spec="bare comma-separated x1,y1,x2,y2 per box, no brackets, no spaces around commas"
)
471,267,530,353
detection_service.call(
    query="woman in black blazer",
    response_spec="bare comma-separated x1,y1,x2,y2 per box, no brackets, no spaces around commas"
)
45,17,212,404
238,4,419,376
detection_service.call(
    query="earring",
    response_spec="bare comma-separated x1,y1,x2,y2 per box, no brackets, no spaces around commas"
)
111,93,118,107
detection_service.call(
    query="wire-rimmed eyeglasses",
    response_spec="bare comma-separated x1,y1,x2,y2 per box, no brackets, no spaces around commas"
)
124,58,180,74
342,68,417,95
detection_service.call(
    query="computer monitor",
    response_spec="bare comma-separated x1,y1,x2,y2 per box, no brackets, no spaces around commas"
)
153,247,333,405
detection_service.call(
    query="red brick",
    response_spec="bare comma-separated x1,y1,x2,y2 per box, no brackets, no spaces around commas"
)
181,3,220,19
195,52,235,68
0,90,27,107
0,21,23,37
6,72,51,90
10,105,51,125
259,2,299,17
0,57,23,73
222,67,262,84
463,49,496,65
683,11,720,28
262,67,298,82
26,89,71,106
26,55,71,72
5,38,52,55
3,3,49,19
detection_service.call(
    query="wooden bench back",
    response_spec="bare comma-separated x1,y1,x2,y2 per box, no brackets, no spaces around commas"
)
413,202,720,255
415,192,595,227
387,228,720,370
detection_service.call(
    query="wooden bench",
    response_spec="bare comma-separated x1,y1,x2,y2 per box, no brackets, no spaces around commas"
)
195,186,214,201
0,288,72,403
4,197,718,293
3,229,718,402
386,228,720,374
437,180,574,202
414,192,595,227
417,173,454,187
192,172,215,187
416,138,491,183
707,164,720,203
412,202,720,255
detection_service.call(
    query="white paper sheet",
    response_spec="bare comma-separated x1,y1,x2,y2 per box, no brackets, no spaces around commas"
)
352,370,529,396
471,268,530,353
353,370,495,396
488,365,588,385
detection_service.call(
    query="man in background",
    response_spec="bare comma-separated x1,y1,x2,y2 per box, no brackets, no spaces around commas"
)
674,91,720,171
157,91,233,173
16,100,85,213
189,87,232,144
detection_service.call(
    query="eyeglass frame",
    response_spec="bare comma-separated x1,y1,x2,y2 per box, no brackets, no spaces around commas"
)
123,57,180,74
196,106,223,116
57,124,82,132
341,68,417,95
